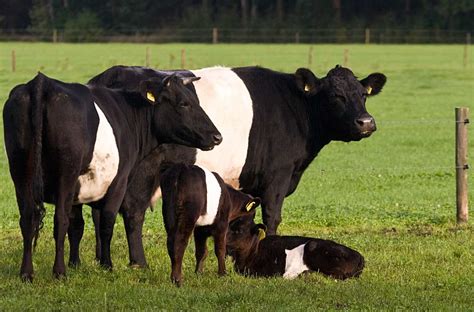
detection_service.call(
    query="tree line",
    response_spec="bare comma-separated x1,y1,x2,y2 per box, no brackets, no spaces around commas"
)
1,0,472,41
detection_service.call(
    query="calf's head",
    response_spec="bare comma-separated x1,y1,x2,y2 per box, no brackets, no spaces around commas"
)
139,74,222,150
226,214,264,257
304,239,365,280
227,188,261,221
296,65,386,142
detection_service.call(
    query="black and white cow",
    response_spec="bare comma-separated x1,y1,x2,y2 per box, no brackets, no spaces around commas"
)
81,64,386,267
3,72,221,281
226,216,364,280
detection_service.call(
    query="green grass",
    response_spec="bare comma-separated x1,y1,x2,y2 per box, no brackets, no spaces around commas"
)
0,43,473,310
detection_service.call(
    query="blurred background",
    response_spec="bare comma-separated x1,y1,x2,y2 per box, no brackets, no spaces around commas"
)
1,0,473,43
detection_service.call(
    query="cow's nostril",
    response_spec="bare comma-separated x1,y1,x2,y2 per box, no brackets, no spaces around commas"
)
355,118,374,128
213,133,223,144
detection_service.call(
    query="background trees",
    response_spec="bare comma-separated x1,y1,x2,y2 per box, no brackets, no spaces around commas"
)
0,0,472,40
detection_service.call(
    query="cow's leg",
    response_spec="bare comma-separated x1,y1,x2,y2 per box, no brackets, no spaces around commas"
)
91,208,101,261
260,172,293,235
98,178,128,269
17,194,41,282
123,209,147,268
194,227,209,274
53,179,76,279
213,226,227,276
68,204,84,267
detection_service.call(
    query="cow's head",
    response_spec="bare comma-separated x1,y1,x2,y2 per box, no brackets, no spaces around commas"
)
303,239,365,280
139,74,222,150
295,65,386,142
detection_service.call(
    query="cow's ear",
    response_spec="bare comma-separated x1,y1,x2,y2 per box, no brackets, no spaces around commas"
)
139,78,165,105
295,68,321,96
360,73,386,96
244,197,261,212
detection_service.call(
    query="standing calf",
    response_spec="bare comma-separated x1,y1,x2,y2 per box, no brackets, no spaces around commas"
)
160,164,260,286
227,216,365,280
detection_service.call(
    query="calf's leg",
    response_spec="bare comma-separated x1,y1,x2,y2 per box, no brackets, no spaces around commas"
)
123,209,148,268
194,227,209,273
213,226,227,276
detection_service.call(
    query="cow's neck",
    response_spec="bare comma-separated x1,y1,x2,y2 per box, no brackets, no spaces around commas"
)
120,91,160,160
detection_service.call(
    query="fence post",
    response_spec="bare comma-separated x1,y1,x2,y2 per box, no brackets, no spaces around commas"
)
343,48,349,67
455,107,469,224
295,32,300,44
181,48,186,68
464,33,471,69
365,28,370,44
53,29,58,43
308,46,313,67
212,28,218,44
145,47,150,67
11,50,16,72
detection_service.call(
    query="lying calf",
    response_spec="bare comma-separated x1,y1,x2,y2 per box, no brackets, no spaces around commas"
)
227,216,365,280
160,163,260,286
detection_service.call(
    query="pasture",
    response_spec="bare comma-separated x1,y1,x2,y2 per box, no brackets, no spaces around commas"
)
0,43,473,310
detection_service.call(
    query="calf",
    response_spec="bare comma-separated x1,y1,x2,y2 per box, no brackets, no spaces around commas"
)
160,163,260,286
226,216,364,280
3,73,221,281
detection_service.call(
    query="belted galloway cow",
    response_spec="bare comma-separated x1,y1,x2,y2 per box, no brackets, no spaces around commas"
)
3,72,221,281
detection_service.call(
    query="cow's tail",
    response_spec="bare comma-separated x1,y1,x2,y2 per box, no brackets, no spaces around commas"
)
30,73,47,249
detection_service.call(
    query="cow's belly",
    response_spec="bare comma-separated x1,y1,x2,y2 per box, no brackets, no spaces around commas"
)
75,103,119,204
191,67,253,189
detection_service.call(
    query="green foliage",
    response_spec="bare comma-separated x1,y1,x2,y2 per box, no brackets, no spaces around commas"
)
63,10,103,42
0,43,473,310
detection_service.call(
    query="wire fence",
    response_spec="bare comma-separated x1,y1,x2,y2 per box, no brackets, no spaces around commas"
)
0,28,471,44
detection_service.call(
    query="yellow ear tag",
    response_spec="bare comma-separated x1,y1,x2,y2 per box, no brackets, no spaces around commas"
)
257,228,266,241
304,84,310,92
367,86,372,95
146,92,155,102
245,201,255,212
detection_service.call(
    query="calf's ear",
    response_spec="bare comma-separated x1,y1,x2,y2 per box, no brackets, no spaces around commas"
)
252,224,267,241
295,68,321,96
139,78,165,105
244,197,261,212
360,73,386,96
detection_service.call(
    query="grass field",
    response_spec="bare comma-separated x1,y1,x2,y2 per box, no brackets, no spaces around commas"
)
0,43,473,310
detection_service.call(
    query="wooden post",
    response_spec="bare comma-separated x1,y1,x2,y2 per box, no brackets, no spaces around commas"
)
365,28,370,44
212,27,218,44
145,47,150,67
181,49,186,68
455,107,469,224
295,32,300,44
53,29,58,43
464,33,471,69
11,50,16,72
308,46,313,67
343,48,349,67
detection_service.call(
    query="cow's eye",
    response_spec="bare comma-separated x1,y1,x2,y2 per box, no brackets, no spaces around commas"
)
180,101,190,108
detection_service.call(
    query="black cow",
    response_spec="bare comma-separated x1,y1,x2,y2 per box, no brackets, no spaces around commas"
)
226,216,365,280
78,64,386,268
3,72,221,281
160,163,260,286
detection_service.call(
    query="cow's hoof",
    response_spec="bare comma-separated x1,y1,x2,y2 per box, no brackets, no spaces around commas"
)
129,262,148,269
20,272,34,283
218,270,227,277
68,260,81,268
53,272,67,280
171,276,183,287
